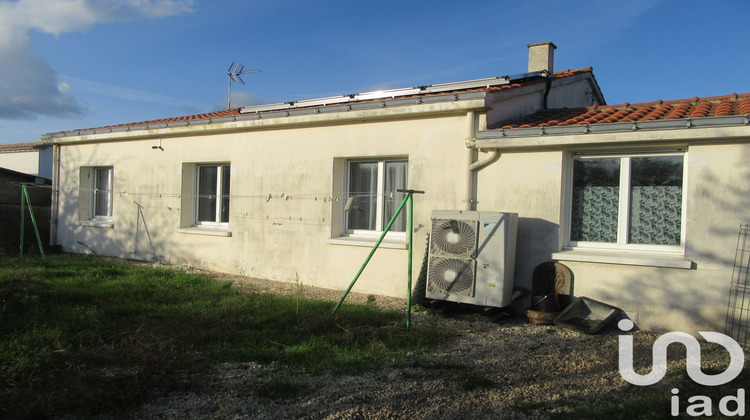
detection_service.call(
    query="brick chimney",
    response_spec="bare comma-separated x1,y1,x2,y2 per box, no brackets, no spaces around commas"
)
527,42,556,74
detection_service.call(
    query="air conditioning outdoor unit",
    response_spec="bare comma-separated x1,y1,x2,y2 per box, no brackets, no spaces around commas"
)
425,210,518,307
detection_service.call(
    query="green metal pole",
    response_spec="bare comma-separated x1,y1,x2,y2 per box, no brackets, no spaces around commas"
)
406,192,414,329
22,185,47,261
401,189,424,328
20,184,26,257
332,193,412,314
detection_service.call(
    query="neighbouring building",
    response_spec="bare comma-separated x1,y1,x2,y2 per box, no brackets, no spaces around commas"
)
0,141,53,179
42,42,750,333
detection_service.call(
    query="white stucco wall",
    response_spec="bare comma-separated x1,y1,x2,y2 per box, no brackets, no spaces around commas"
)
474,151,563,292
470,133,750,333
54,112,474,299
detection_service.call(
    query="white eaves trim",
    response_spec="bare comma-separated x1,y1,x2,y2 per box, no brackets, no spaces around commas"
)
47,99,489,144
474,121,750,151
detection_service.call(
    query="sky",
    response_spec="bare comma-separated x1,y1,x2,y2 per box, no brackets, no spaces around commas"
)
0,0,748,144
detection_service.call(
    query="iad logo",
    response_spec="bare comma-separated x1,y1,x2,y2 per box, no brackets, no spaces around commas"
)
618,319,746,417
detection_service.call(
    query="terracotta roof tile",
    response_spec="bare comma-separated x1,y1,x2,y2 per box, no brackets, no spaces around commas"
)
740,97,750,114
0,141,49,151
499,93,750,129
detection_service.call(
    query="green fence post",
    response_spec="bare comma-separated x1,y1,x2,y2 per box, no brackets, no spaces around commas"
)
401,189,424,329
406,192,414,329
19,184,26,257
21,184,46,261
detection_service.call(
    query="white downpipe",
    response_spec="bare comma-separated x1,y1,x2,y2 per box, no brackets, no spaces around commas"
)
465,111,476,210
469,149,499,171
465,111,500,211
50,143,60,246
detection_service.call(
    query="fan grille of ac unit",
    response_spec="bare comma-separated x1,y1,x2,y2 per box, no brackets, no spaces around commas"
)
430,218,477,257
427,257,475,297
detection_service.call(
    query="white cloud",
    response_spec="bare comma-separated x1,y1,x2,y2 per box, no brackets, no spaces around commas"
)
0,0,194,120
0,50,85,119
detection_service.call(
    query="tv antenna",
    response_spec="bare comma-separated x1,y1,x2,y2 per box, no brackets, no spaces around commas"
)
227,62,261,109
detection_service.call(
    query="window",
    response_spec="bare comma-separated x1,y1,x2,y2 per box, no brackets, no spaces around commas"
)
565,152,684,251
178,162,232,236
78,166,113,222
195,164,230,225
345,159,408,235
92,167,113,218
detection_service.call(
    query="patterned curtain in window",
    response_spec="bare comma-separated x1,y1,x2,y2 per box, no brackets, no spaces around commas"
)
629,186,681,245
570,158,620,243
571,185,619,242
629,156,682,245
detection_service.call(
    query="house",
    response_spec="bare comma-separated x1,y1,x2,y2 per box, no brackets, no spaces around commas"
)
42,42,750,332
0,141,53,179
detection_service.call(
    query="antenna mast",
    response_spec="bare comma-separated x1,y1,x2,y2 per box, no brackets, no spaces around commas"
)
227,62,261,109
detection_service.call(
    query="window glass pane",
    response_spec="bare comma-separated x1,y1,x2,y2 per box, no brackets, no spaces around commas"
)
347,162,377,230
220,165,230,223
384,161,408,231
93,168,111,217
571,158,619,242
629,156,683,245
197,166,217,222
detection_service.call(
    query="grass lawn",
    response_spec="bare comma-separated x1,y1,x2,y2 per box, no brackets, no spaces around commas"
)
2,254,746,419
0,255,445,418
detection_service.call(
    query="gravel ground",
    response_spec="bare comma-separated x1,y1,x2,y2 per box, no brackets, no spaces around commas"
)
131,273,739,420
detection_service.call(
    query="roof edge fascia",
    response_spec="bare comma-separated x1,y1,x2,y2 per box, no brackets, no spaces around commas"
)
474,118,750,151
47,98,490,144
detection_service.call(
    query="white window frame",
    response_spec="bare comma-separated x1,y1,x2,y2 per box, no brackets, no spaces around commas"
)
344,158,408,238
81,166,114,221
77,166,114,227
561,150,687,256
193,163,230,227
92,167,113,220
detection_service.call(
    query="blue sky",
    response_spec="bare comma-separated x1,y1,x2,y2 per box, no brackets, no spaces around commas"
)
0,0,748,144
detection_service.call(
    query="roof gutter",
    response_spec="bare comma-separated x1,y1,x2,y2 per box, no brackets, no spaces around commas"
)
481,114,750,140
45,98,490,144
472,117,750,151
